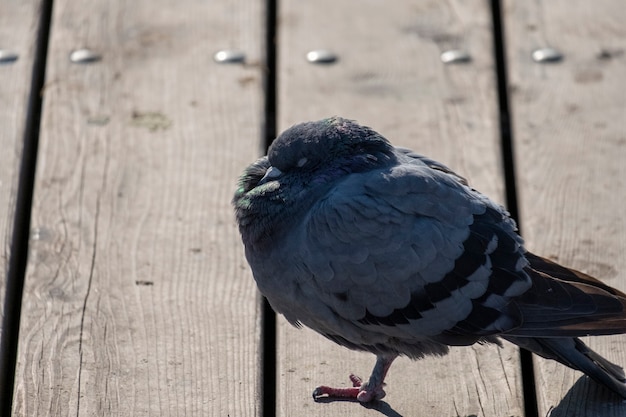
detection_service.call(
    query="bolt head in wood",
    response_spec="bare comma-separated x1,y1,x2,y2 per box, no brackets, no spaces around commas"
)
214,50,246,64
532,47,563,63
0,49,19,64
70,48,102,63
306,50,338,64
440,50,471,64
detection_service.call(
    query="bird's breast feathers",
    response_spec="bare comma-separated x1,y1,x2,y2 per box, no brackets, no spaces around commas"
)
249,163,530,346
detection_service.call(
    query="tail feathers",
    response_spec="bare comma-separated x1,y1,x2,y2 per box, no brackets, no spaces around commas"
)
504,336,626,398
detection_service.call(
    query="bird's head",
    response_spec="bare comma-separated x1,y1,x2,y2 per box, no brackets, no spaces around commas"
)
233,117,395,245
262,117,396,185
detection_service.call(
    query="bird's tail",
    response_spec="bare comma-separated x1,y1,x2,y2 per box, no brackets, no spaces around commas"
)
503,335,626,398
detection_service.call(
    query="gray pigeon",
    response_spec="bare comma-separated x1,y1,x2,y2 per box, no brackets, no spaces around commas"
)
233,117,626,402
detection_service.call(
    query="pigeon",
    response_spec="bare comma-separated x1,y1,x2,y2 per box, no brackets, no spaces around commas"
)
232,116,626,402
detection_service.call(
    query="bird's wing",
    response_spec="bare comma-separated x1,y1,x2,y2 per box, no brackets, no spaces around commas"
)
505,253,626,337
298,162,531,344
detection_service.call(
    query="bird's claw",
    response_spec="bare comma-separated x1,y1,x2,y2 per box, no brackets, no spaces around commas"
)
312,374,386,402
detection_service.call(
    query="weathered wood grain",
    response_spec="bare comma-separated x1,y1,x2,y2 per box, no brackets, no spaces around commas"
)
0,0,39,305
276,1,525,415
504,0,626,415
13,0,263,415
0,6,42,407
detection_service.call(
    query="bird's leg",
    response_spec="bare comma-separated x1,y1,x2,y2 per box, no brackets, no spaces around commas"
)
312,354,397,402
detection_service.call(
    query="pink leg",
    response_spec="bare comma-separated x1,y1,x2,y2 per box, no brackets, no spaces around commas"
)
312,355,397,402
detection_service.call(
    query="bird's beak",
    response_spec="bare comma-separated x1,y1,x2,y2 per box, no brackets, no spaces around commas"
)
259,166,283,185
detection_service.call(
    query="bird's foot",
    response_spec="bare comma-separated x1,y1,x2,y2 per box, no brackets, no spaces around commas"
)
312,374,386,402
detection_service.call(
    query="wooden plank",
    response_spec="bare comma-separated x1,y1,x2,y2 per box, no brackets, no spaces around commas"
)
504,0,626,415
13,0,263,415
276,1,525,415
0,0,41,400
0,2,39,297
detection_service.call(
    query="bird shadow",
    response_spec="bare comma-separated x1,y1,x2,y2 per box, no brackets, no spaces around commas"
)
314,376,626,417
315,397,404,417
546,376,626,417
360,400,405,417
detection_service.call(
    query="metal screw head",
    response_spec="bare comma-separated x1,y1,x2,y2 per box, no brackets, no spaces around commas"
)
0,49,19,64
306,50,338,64
70,48,102,64
214,50,246,64
30,227,52,241
532,47,563,63
440,50,471,64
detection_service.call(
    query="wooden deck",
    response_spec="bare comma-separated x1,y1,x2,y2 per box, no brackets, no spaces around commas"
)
1,0,624,416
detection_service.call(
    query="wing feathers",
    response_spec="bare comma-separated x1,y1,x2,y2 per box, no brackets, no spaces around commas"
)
506,253,626,337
